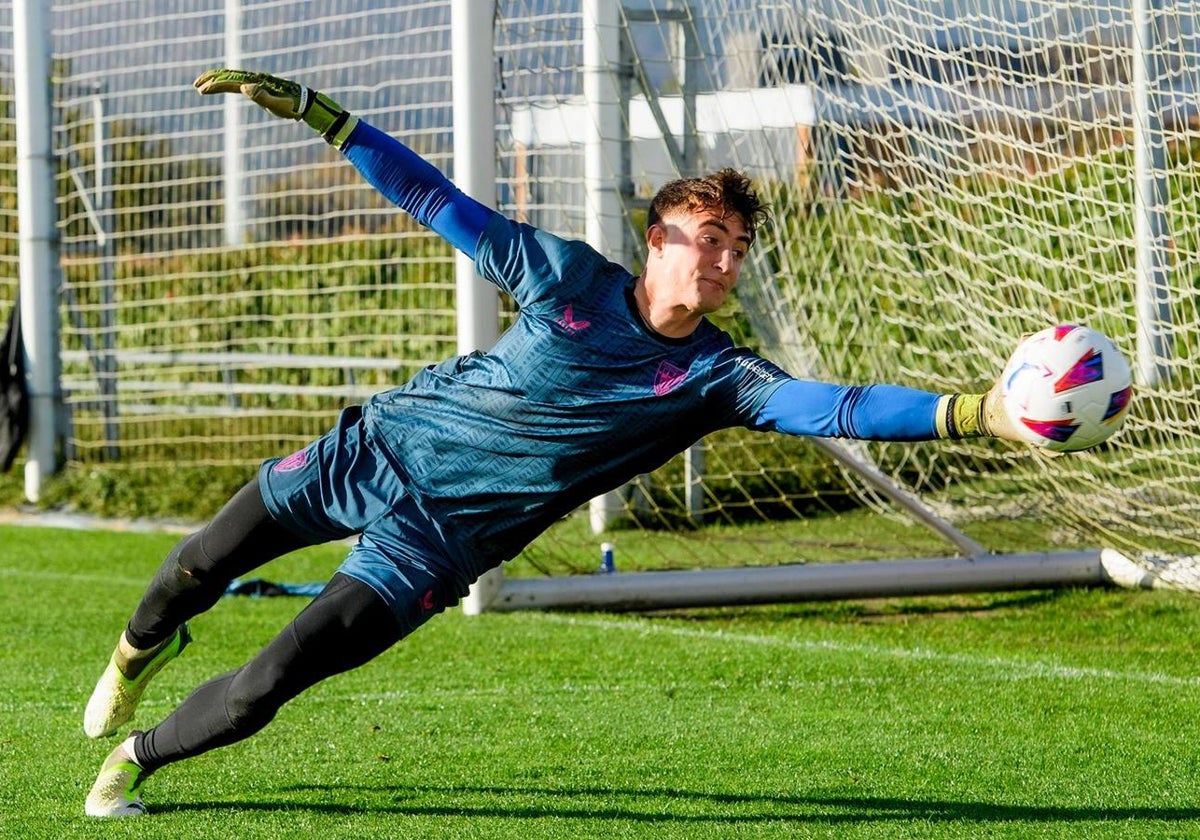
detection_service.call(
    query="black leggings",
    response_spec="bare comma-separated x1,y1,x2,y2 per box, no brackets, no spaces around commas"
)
125,480,403,773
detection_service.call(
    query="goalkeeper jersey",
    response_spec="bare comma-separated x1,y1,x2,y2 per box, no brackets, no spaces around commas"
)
362,214,790,569
333,118,943,575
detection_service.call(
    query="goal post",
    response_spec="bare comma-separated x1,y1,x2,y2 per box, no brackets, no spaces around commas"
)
483,550,1114,613
454,0,503,617
13,0,63,504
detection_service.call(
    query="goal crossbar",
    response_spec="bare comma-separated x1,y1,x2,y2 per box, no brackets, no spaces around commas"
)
473,550,1116,613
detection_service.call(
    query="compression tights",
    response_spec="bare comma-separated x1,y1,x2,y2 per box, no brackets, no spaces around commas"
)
122,480,403,772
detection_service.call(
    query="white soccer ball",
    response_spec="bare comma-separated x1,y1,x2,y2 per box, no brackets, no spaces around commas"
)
999,325,1133,452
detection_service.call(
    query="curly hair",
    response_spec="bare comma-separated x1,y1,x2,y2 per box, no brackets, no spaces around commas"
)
646,168,769,244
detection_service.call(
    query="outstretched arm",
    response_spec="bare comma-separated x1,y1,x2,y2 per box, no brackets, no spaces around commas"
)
340,121,496,258
756,380,1019,442
194,69,497,259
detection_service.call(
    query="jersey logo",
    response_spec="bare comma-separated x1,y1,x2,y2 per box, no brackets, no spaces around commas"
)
555,304,591,335
654,360,687,396
735,356,779,384
273,448,309,473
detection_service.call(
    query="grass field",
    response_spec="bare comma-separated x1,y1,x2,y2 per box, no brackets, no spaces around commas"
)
3,522,1200,839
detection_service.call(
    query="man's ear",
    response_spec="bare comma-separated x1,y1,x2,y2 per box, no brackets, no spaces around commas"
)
646,222,666,257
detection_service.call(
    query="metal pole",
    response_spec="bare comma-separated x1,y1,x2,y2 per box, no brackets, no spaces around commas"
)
677,3,701,177
14,0,63,501
93,86,119,460
1133,0,1173,386
451,0,499,360
491,551,1108,612
584,0,626,535
678,4,703,519
454,0,502,616
223,0,246,245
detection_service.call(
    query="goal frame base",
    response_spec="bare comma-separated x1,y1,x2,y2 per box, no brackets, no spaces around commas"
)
463,550,1121,613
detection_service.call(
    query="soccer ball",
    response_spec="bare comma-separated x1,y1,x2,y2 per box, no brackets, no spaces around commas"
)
999,325,1133,452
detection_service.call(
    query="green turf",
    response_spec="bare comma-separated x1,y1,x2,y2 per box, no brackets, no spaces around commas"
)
2,523,1200,839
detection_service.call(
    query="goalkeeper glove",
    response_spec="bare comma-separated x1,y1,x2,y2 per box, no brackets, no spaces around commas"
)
936,389,1021,442
193,69,358,148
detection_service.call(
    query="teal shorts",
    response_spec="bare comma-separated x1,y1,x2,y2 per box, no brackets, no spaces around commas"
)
259,406,471,634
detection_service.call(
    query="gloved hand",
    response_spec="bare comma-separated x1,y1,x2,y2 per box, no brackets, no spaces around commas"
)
980,386,1022,442
193,69,357,147
937,390,1023,443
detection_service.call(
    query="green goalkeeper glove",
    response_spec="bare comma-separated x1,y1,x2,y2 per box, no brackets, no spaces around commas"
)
936,389,1022,442
193,69,358,148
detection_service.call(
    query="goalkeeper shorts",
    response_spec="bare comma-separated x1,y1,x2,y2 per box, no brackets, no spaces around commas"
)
258,405,470,634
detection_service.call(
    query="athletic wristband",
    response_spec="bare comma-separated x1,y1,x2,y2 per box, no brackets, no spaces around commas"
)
936,393,987,439
300,89,359,149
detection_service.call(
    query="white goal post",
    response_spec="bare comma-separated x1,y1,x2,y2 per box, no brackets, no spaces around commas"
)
480,550,1130,612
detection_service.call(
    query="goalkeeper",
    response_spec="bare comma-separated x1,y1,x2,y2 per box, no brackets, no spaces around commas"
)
83,69,1022,817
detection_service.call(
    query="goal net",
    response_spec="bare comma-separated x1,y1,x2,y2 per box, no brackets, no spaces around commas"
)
4,1,1198,601
488,0,1200,603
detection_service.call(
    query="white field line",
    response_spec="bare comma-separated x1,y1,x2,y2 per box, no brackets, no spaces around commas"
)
0,565,150,588
231,612,1200,713
528,613,1200,689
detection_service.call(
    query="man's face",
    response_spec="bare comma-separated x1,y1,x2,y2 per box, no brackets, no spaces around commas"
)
645,208,751,316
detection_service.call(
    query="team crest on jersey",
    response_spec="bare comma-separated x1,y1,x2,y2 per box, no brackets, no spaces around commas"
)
654,360,687,396
273,448,309,473
555,304,591,336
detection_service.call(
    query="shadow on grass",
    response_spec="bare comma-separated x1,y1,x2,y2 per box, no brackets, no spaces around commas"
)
156,783,1200,825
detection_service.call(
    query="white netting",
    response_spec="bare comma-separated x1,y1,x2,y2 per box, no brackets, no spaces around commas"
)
3,2,1199,579
722,1,1200,568
492,1,1200,577
47,0,458,463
